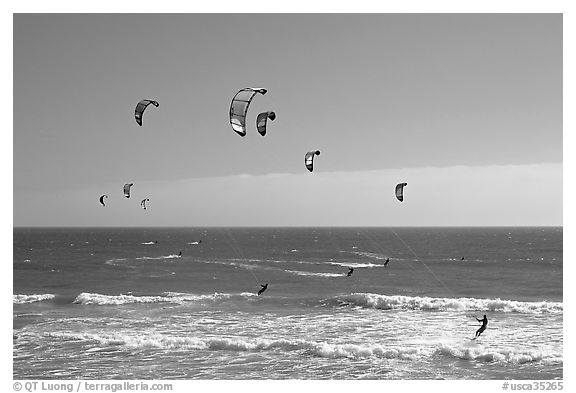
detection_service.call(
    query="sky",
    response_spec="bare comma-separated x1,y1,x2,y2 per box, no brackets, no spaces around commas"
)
12,12,564,226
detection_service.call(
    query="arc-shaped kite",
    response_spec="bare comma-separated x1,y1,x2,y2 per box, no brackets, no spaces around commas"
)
256,111,276,136
305,150,321,172
135,99,159,126
395,183,407,202
229,87,267,136
123,183,133,198
99,195,108,207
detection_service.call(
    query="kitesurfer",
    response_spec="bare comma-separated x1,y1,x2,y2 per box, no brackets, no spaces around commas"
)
257,283,268,296
384,258,390,267
473,315,488,339
347,267,354,277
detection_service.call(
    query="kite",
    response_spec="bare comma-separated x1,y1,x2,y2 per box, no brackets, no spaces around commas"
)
229,88,267,136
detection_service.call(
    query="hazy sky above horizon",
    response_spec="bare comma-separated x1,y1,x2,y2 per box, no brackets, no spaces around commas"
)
13,13,563,226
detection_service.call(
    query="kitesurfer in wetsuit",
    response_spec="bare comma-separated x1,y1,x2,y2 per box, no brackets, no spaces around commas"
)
347,267,354,277
384,258,390,267
178,251,182,256
474,315,488,339
257,283,268,296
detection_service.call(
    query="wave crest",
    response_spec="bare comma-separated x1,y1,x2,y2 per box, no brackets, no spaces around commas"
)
324,293,563,314
73,292,257,306
13,294,55,304
436,344,562,365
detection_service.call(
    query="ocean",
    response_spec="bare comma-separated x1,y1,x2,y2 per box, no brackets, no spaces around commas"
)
13,227,563,380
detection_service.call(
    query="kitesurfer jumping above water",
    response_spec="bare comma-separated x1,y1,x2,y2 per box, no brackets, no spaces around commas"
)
257,283,268,296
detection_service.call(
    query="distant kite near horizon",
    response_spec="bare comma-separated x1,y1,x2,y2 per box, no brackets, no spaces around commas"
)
123,183,133,198
395,182,408,202
141,198,150,210
256,111,276,136
134,99,159,126
229,87,267,137
99,195,108,207
305,150,321,172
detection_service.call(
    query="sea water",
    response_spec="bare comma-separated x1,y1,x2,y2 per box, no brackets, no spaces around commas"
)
13,227,562,379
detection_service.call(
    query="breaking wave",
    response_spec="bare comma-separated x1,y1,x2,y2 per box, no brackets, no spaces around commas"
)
13,294,55,304
323,293,563,314
436,344,562,365
72,292,257,306
42,331,562,365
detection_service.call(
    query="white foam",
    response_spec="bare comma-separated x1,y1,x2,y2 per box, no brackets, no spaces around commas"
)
73,293,173,305
326,293,563,314
135,254,181,260
73,291,256,306
436,343,563,365
283,269,344,278
328,261,382,268
14,313,43,318
13,294,55,304
38,330,562,365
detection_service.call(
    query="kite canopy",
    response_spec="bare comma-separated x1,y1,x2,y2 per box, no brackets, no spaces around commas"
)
395,183,407,202
99,195,108,207
305,150,321,172
135,99,159,126
123,183,133,198
256,111,276,136
229,88,267,136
